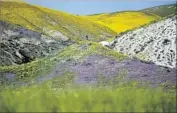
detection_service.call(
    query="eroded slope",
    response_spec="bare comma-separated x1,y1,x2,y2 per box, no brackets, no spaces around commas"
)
111,15,176,68
0,21,72,66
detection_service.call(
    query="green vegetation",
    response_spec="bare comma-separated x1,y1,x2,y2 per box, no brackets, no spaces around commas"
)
0,42,126,83
142,4,176,17
1,41,175,112
0,73,176,112
0,57,54,79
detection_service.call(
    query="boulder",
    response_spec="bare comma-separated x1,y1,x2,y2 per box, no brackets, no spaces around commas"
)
99,41,110,47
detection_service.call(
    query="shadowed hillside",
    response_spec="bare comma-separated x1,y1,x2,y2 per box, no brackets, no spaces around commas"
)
0,20,72,66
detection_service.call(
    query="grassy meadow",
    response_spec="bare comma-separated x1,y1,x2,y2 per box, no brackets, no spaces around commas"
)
0,72,176,112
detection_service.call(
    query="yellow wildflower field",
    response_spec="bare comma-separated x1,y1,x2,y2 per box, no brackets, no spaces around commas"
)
84,11,160,33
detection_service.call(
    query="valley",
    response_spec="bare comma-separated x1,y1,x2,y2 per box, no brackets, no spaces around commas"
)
0,0,176,112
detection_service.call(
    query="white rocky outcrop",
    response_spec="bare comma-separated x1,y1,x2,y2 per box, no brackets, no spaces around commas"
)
99,41,110,47
111,15,176,68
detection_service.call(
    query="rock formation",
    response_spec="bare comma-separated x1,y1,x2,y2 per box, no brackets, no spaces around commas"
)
0,21,72,66
111,15,176,68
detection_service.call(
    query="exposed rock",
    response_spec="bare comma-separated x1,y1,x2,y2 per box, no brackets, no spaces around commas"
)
0,21,72,66
111,15,177,68
99,41,110,46
99,41,111,48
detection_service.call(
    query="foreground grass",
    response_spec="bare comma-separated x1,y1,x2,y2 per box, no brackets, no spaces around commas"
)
0,57,176,112
0,76,176,112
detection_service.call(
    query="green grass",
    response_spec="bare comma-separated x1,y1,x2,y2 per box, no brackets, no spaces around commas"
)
0,72,176,112
0,56,55,80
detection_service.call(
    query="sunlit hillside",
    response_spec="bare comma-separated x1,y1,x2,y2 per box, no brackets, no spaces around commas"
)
83,4,176,33
0,1,116,42
0,1,176,112
83,11,160,33
142,4,176,17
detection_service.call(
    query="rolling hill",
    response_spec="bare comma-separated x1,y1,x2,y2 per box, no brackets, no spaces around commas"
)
83,11,160,33
84,4,176,33
141,4,176,17
0,1,116,42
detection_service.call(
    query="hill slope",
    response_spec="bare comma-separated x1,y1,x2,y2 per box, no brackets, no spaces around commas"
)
0,1,116,42
141,4,176,17
111,15,176,68
84,11,160,33
84,4,176,33
0,20,72,66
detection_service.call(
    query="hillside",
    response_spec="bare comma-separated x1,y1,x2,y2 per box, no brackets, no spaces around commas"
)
84,4,176,33
84,11,160,33
111,15,176,68
0,20,72,66
141,4,176,17
0,1,176,112
0,1,116,42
